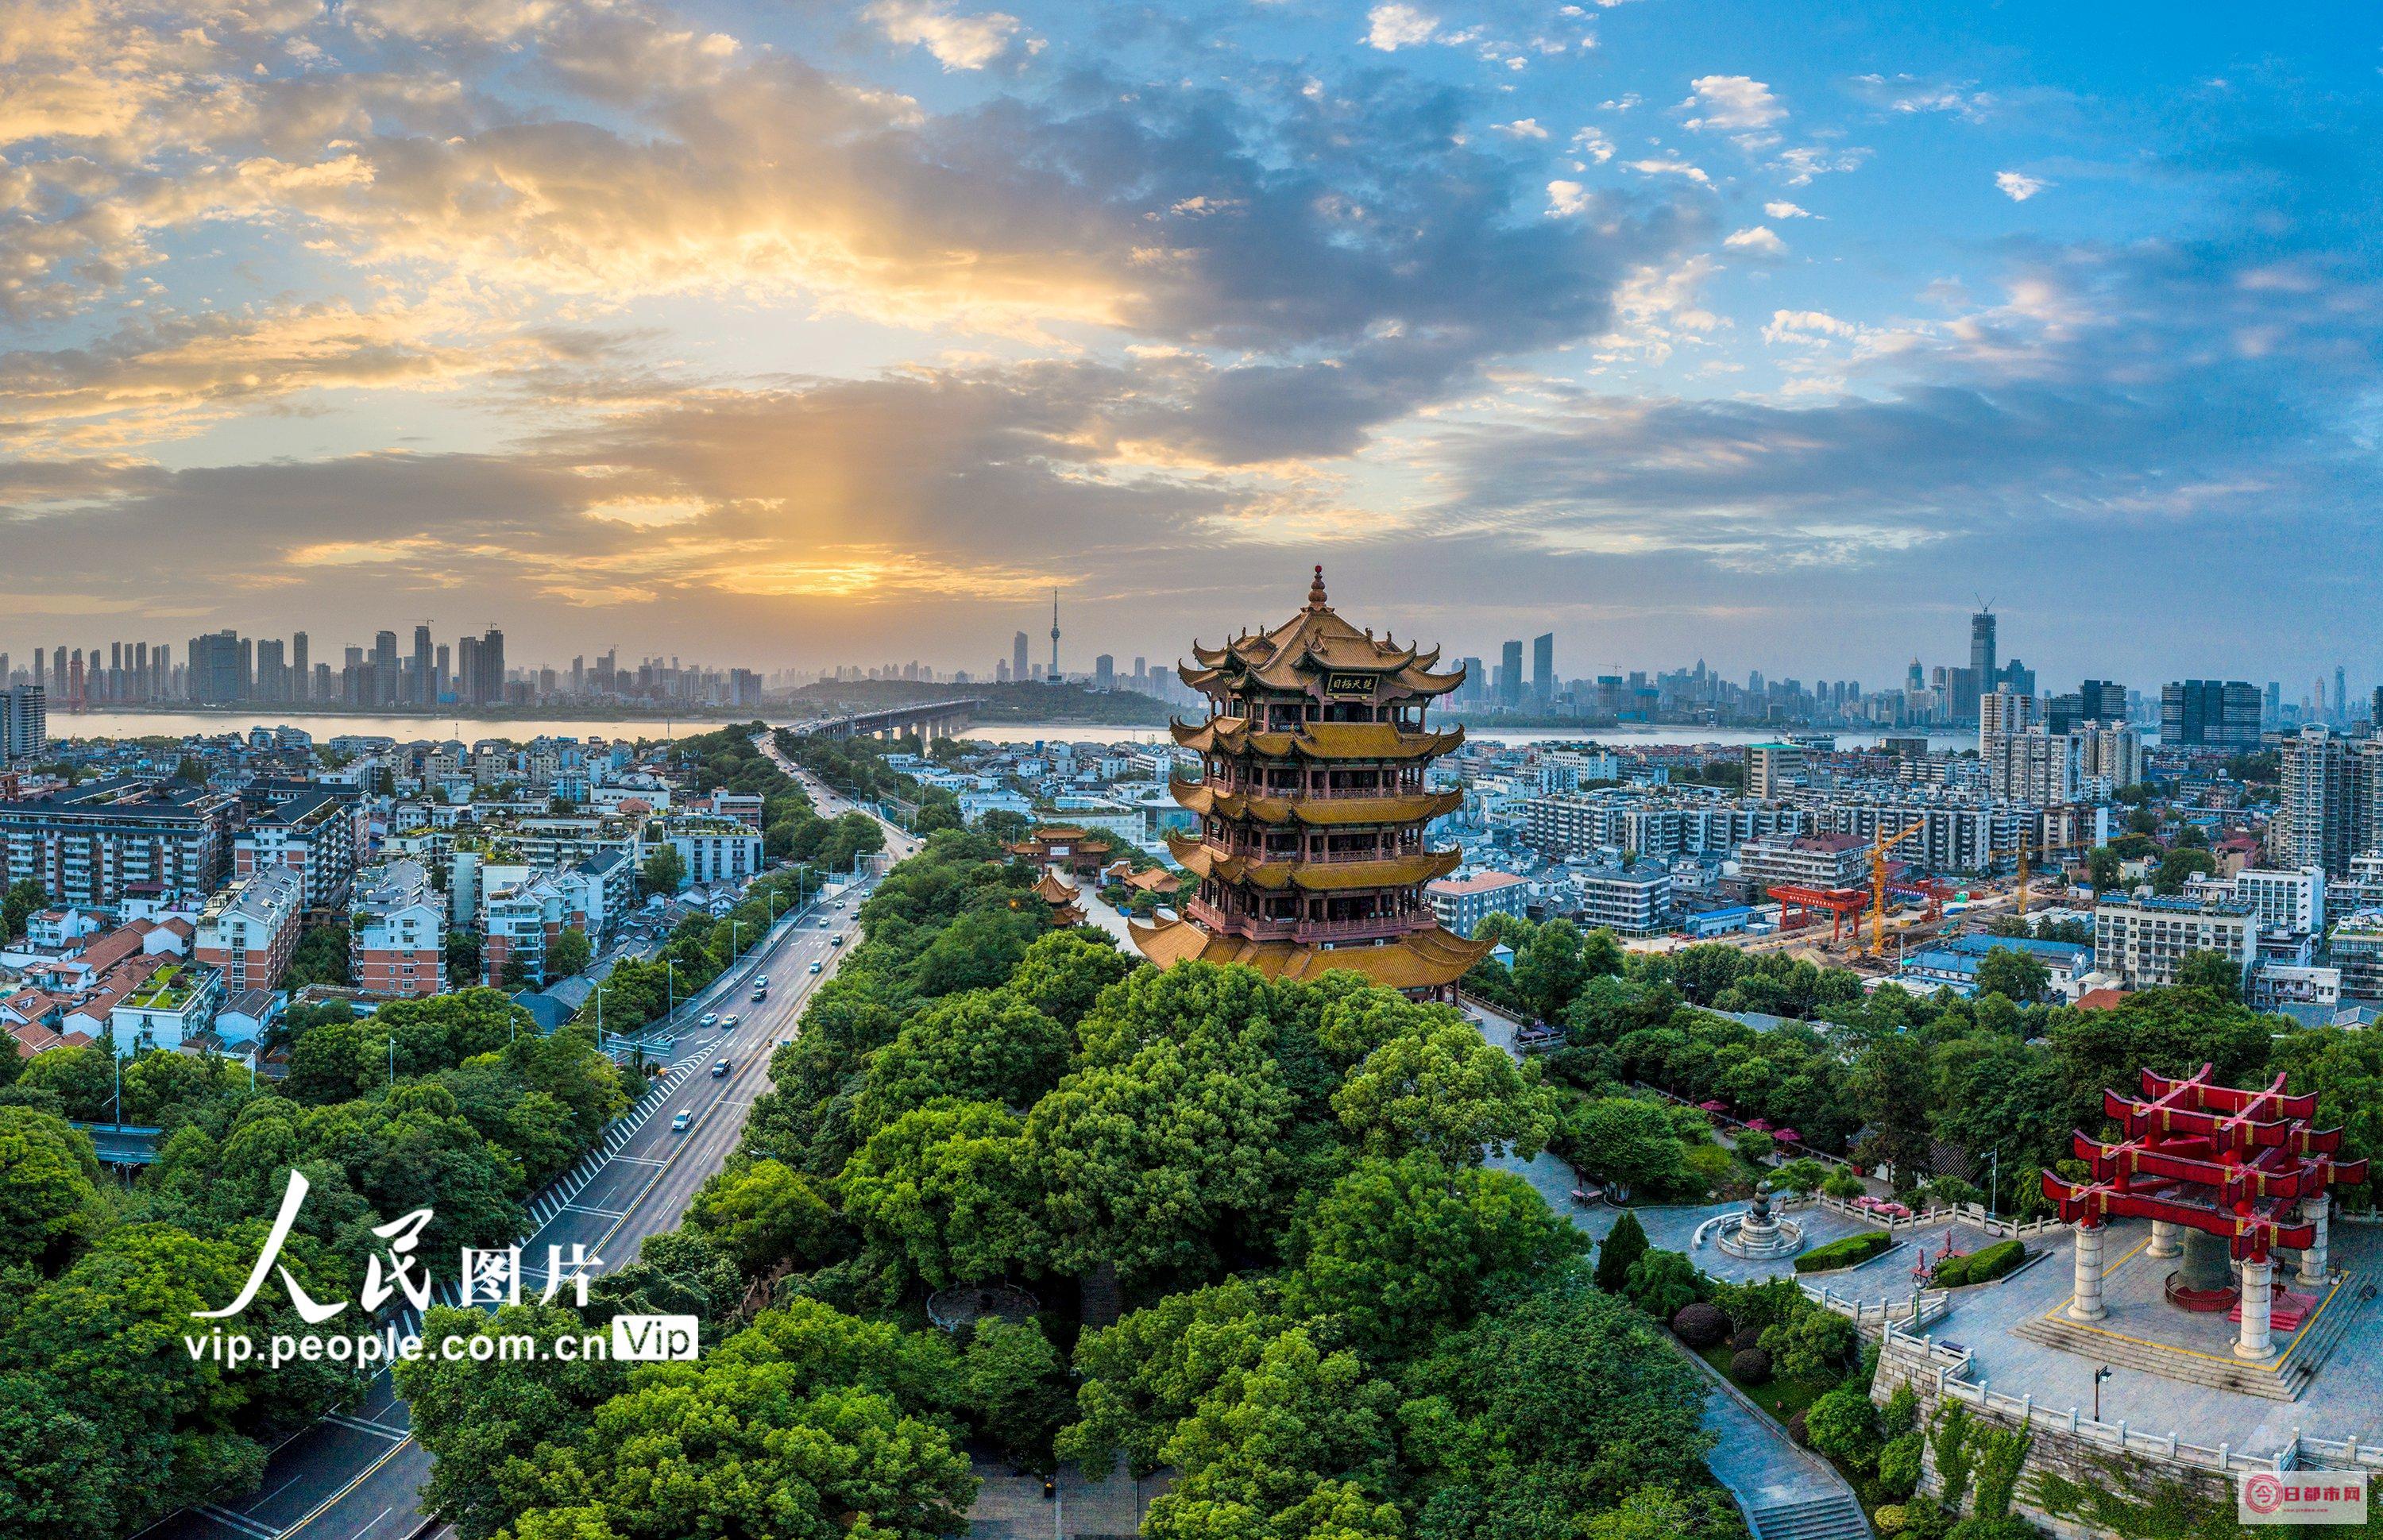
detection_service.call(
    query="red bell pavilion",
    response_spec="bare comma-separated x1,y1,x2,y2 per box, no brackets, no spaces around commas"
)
2042,1064,2366,1361
1130,567,1489,998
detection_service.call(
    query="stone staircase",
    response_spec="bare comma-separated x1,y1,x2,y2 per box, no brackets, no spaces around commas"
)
1750,1494,1871,1540
2010,1311,2315,1402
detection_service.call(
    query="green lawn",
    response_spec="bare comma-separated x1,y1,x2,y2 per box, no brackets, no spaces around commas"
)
1695,1340,1832,1424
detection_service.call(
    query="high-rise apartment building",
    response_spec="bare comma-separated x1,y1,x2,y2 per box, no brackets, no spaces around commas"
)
0,685,45,766
292,631,308,701
189,630,246,705
1979,689,2035,748
2271,726,2383,877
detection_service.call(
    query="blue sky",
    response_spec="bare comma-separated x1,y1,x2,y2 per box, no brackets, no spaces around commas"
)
6,0,2380,693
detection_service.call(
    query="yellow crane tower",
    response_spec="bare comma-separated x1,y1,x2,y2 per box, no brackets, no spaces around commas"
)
1867,822,1926,956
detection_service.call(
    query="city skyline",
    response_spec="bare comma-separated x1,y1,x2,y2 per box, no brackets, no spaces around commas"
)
7,2,2382,681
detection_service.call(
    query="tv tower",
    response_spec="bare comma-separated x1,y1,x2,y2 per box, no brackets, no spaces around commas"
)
1049,588,1060,682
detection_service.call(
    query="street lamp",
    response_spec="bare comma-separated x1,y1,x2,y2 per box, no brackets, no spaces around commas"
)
2092,1364,2112,1422
666,959,678,1025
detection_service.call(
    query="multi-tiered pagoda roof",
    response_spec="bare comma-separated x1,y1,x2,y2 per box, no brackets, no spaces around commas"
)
1130,567,1489,997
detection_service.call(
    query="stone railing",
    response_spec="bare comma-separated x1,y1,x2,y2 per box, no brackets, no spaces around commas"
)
1806,1283,1949,1332
1815,1194,2067,1240
1882,1322,2294,1476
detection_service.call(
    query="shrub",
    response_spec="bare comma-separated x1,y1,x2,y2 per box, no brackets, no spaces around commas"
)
1729,1347,1772,1384
1710,1275,1804,1333
1821,1170,1867,1199
1803,1385,1883,1472
1761,1308,1859,1383
1878,1429,1924,1498
1672,1302,1729,1348
1969,1239,2027,1283
1874,1505,1909,1534
1682,1141,1737,1193
1730,1325,1766,1353
1624,1249,1705,1320
1794,1231,1895,1273
1595,1209,1649,1293
1786,1407,1809,1445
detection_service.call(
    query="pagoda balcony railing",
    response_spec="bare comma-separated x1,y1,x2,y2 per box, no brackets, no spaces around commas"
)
1206,841,1428,864
1207,778,1427,800
1186,897,1434,944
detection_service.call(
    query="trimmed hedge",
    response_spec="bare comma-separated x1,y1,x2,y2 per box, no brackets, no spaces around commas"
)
1793,1230,1896,1273
1933,1238,2027,1287
1730,1347,1772,1385
1729,1325,1765,1353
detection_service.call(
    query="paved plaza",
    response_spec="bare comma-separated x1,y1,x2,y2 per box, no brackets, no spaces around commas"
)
1918,1217,2383,1460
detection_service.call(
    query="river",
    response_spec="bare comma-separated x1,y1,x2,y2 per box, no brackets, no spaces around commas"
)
44,709,1999,752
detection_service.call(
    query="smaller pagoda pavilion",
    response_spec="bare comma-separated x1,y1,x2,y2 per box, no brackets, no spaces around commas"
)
1032,870,1088,928
2042,1064,2367,1361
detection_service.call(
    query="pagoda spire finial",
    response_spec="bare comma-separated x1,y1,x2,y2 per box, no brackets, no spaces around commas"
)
1307,563,1328,611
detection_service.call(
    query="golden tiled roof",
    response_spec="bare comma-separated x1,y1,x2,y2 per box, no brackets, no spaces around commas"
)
1170,717,1466,761
1127,917,1492,990
1169,780,1462,826
1176,568,1465,699
1032,870,1080,904
1164,837,1460,891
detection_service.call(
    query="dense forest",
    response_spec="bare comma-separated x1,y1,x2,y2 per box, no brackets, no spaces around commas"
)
399,828,1743,1540
0,990,628,1535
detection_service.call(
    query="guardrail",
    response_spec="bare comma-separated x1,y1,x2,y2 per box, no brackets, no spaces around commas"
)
1883,1321,2300,1476
1813,1193,2067,1240
1806,1283,1949,1332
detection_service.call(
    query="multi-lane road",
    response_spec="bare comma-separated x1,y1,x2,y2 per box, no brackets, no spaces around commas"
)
149,751,904,1540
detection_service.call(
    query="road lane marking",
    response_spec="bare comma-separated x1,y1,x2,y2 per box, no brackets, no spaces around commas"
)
323,1414,408,1442
280,1435,415,1537
196,1505,280,1539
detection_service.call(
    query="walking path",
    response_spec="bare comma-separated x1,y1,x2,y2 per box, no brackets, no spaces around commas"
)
1467,1004,1872,1540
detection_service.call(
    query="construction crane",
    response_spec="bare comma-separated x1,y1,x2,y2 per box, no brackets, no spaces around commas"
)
1867,822,1926,956
1995,839,2075,921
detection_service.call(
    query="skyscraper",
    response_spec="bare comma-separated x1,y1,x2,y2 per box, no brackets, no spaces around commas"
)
2161,680,2262,749
1531,632,1555,706
1970,608,1997,681
474,627,505,704
1498,640,1524,709
292,632,308,701
414,624,435,705
373,630,399,705
1012,631,1029,683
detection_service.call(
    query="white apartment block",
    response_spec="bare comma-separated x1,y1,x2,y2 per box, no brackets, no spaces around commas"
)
2094,892,2257,990
1570,866,1674,936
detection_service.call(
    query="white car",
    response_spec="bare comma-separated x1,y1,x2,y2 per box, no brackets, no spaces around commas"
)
808,960,822,974
699,1012,719,1027
670,1110,692,1132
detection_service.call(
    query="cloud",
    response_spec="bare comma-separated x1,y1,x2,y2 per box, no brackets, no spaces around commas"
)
1570,126,1615,164
1760,308,1860,345
1681,75,1786,133
1364,4,1439,50
1546,180,1590,216
1763,199,1813,219
1624,154,1712,186
1848,73,1995,123
862,0,1025,71
1996,170,2051,201
1774,143,1871,185
1724,226,1786,255
1492,118,1550,139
